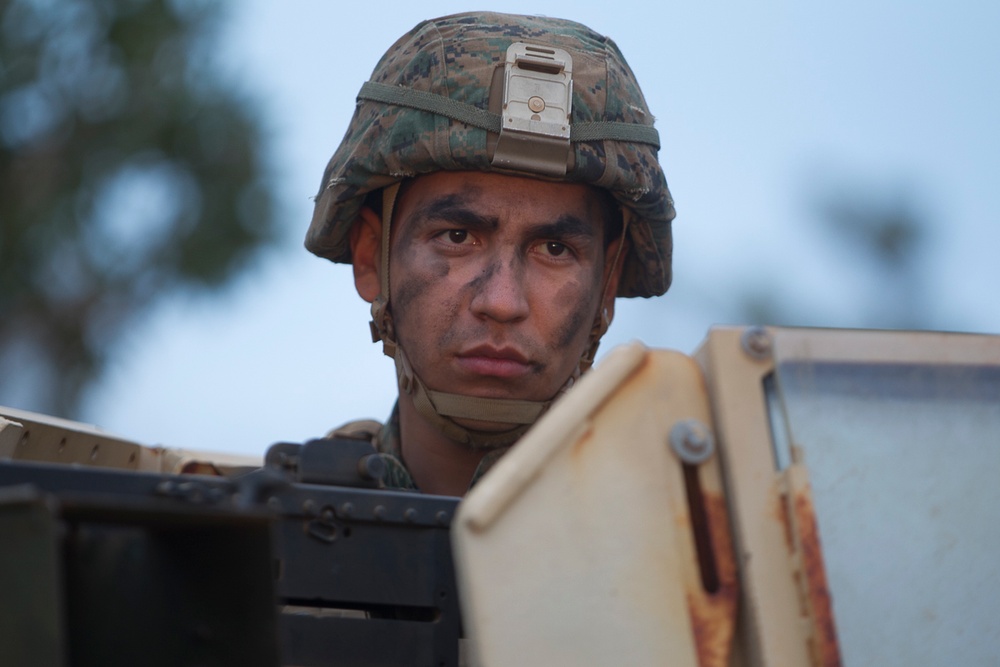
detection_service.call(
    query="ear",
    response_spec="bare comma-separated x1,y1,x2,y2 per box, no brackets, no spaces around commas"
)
600,235,628,324
349,206,383,303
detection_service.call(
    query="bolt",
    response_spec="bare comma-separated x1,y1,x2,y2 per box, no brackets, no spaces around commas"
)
340,502,354,517
373,505,387,521
302,499,317,516
277,451,298,471
404,508,418,523
741,326,772,360
435,510,449,526
528,96,545,113
669,420,715,465
357,454,385,482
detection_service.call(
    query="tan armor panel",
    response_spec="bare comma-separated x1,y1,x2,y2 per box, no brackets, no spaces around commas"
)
453,343,737,667
454,327,1000,666
0,405,261,475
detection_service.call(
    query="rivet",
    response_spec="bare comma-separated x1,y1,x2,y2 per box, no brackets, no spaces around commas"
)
669,419,715,465
741,326,772,360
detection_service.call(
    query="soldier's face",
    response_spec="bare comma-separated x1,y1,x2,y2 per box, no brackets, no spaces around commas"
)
384,171,623,404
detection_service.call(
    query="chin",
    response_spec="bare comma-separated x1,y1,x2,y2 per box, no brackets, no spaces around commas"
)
450,415,528,433
453,383,556,403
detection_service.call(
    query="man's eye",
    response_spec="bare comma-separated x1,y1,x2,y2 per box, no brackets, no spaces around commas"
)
540,241,569,257
446,229,469,244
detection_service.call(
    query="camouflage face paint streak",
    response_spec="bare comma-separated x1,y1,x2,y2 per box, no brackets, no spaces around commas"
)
553,280,596,350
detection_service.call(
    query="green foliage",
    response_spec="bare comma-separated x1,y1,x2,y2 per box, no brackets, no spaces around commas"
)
0,0,278,416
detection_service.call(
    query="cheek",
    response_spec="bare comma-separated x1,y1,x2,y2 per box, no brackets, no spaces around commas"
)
549,279,601,350
391,250,458,344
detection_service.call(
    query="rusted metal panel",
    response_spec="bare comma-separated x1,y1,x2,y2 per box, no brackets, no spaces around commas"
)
792,487,841,667
700,325,1000,667
769,329,1000,666
455,344,738,666
685,489,739,667
696,327,838,667
781,467,842,667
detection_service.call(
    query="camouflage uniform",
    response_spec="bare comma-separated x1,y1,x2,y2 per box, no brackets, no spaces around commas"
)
333,404,508,492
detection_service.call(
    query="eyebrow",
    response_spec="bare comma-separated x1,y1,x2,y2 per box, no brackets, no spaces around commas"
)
408,194,500,232
403,196,598,243
530,214,597,242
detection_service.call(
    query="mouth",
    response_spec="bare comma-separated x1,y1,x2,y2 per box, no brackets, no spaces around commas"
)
455,345,537,379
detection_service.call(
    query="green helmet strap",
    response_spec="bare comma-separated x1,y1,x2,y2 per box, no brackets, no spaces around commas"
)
357,81,661,148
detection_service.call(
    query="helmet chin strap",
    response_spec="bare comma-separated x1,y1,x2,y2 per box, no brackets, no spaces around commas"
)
369,182,626,450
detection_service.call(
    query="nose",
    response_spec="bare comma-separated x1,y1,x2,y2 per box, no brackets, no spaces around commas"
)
469,257,530,323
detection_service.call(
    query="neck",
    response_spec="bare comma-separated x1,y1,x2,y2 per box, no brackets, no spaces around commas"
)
397,393,487,497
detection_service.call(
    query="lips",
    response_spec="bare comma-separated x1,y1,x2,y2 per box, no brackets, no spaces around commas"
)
455,345,536,379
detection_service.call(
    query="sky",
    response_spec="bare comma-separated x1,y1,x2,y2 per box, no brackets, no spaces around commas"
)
79,0,1000,456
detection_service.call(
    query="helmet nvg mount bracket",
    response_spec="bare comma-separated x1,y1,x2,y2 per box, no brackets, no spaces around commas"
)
492,42,574,177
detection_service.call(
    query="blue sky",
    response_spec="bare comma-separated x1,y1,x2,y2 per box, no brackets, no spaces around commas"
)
81,1,1000,454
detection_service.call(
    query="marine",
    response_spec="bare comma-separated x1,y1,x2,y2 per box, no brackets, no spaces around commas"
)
307,11,675,496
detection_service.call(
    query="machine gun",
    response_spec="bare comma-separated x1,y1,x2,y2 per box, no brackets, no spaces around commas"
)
0,431,462,667
2,326,998,666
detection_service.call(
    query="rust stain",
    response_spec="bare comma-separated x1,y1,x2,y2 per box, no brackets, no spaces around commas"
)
180,460,223,476
774,490,796,553
685,491,739,667
793,488,843,667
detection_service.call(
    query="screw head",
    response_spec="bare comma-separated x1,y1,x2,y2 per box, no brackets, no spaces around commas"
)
669,419,715,464
357,454,385,482
741,326,772,360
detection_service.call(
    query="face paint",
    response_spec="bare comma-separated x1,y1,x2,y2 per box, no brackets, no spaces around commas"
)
386,171,619,407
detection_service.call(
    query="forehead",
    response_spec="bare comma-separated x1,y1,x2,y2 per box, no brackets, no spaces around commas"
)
392,171,606,232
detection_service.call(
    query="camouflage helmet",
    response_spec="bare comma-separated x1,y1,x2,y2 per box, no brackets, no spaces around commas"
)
306,11,675,298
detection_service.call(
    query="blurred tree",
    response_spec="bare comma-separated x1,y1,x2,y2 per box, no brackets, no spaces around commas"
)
812,186,929,330
0,0,278,417
732,176,934,331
